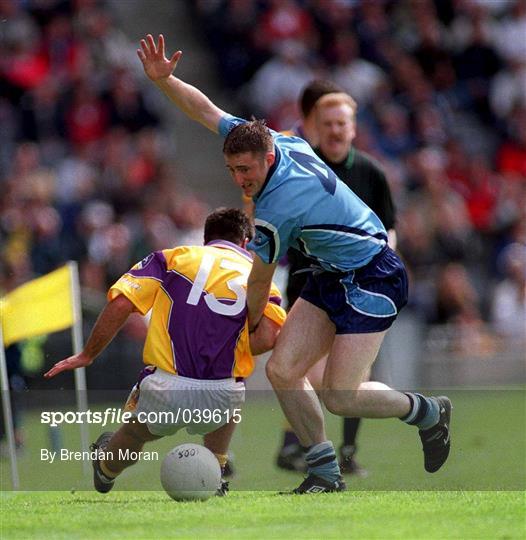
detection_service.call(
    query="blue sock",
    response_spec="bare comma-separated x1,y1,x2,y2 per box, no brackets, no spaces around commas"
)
400,393,440,430
304,441,340,482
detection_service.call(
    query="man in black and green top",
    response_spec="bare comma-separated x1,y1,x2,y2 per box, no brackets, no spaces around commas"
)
277,88,397,476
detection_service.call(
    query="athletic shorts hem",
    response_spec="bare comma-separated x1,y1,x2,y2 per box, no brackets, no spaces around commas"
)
299,247,408,334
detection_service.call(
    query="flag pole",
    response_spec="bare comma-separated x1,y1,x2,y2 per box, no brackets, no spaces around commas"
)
68,261,90,474
0,323,20,489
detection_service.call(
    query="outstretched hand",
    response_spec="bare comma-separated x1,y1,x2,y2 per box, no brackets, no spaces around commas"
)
44,353,93,379
137,34,182,82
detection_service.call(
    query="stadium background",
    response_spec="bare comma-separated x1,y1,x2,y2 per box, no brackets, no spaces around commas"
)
0,0,524,449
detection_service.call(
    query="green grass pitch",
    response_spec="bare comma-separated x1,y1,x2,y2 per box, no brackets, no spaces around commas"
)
1,389,525,538
2,490,523,539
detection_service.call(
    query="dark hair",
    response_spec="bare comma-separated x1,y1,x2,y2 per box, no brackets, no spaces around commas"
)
204,208,253,245
223,120,273,156
299,79,343,118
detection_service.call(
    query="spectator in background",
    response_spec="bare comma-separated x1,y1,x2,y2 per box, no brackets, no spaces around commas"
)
375,103,416,159
309,0,356,65
246,39,317,125
491,0,526,66
330,31,386,107
76,5,139,74
434,263,481,326
492,243,526,341
355,1,392,68
64,80,109,147
459,155,499,234
411,3,450,83
198,0,264,89
497,106,526,180
489,59,526,120
433,262,495,356
453,6,502,123
106,70,160,133
254,0,314,56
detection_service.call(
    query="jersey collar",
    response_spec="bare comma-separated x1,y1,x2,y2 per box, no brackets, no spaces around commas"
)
315,146,355,169
253,145,281,203
206,239,253,260
345,145,355,168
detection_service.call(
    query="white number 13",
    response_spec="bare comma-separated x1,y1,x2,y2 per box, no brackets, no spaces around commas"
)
186,253,249,316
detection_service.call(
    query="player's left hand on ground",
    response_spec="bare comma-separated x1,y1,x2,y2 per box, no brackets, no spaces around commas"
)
44,353,93,378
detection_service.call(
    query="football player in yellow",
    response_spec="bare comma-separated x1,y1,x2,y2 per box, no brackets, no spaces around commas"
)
45,208,285,494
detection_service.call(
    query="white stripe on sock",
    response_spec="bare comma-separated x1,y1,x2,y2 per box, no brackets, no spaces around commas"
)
403,393,420,424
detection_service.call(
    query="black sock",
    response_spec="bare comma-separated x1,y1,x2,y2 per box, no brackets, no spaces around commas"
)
342,417,361,447
283,430,300,448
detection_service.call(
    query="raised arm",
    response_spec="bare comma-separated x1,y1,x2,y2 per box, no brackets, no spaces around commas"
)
137,34,226,133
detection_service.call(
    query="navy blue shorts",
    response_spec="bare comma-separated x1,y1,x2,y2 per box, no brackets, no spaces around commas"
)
299,247,408,334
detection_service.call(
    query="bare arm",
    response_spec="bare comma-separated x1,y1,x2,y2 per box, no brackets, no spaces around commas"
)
137,34,225,133
44,295,135,378
247,255,277,331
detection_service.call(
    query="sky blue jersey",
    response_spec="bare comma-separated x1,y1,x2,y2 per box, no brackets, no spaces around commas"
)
219,114,387,272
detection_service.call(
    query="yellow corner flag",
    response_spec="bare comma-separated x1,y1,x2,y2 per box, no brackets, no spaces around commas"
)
0,265,74,347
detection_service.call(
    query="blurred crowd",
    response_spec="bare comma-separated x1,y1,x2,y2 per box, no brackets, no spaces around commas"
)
1,0,525,357
0,0,211,305
195,0,526,351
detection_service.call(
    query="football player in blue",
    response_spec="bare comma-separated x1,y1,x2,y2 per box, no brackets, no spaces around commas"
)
138,34,452,494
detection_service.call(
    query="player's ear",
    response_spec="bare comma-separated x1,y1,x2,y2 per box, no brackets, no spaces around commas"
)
241,238,249,249
266,152,275,167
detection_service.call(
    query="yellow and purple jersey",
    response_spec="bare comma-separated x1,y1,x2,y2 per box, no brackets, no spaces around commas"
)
108,240,286,380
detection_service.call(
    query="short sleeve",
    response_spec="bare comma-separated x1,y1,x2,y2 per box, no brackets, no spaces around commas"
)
263,301,286,327
218,114,248,138
107,251,166,315
264,282,286,327
248,212,297,264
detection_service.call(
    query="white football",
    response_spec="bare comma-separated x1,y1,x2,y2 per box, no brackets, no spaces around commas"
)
160,443,221,501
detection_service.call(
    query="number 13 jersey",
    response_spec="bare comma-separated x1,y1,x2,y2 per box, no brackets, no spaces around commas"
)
108,240,286,379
